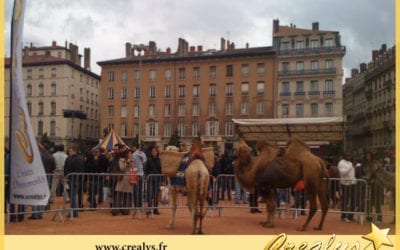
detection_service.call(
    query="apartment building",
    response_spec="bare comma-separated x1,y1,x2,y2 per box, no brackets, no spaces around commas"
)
273,19,346,119
4,41,101,147
97,38,277,151
343,44,395,157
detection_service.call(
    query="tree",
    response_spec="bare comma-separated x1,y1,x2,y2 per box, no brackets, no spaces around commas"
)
40,132,54,150
168,129,181,147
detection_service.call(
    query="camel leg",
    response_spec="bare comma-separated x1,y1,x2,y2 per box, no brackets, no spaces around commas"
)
197,195,206,234
166,186,178,229
261,194,275,228
314,183,328,230
298,192,317,231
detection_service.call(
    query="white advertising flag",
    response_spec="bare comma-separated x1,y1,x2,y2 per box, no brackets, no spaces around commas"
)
10,0,50,205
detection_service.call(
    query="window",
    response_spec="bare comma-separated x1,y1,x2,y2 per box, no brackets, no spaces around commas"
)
241,83,248,96
240,102,248,115
108,88,114,99
38,102,44,116
134,88,140,99
193,67,200,79
178,104,185,116
206,121,219,136
325,59,333,69
310,80,319,91
296,81,304,93
39,68,44,79
311,103,318,116
241,64,249,77
164,104,171,117
325,38,333,47
134,105,139,117
257,63,265,75
149,70,156,81
51,67,57,78
27,69,32,79
27,102,32,115
325,103,333,116
179,68,186,80
108,71,114,82
325,80,334,91
225,122,234,136
311,60,318,70
121,88,128,99
226,103,233,115
282,81,290,93
38,84,44,96
282,41,290,50
121,71,127,83
311,40,319,49
50,102,56,115
38,121,44,136
133,123,138,136
120,124,127,137
50,121,56,136
209,84,216,96
165,86,171,98
147,122,158,136
149,87,156,98
192,122,200,137
296,61,304,71
295,40,305,49
134,70,141,81
257,82,264,95
178,85,185,97
164,123,171,137
296,104,304,117
256,101,264,114
51,83,56,96
209,66,216,79
165,69,172,81
27,84,32,96
226,83,233,96
177,122,186,137
108,106,114,117
193,85,200,97
192,103,200,116
121,106,127,118
149,104,156,117
282,104,289,117
282,62,290,72
209,103,216,115
226,65,233,77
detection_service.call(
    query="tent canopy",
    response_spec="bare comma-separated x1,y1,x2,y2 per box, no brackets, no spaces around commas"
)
94,129,128,150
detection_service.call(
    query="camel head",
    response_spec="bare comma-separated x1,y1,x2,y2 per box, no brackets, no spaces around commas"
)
233,139,255,192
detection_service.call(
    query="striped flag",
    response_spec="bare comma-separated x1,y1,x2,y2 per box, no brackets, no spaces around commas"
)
9,0,50,205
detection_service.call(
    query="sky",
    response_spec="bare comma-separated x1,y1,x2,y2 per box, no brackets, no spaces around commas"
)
4,0,396,80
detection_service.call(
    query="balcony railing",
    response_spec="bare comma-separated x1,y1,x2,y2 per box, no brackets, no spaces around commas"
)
280,92,291,97
294,91,305,97
278,46,346,56
308,91,320,96
278,68,336,77
323,90,336,97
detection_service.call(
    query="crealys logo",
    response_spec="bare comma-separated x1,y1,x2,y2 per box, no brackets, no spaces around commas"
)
264,223,393,250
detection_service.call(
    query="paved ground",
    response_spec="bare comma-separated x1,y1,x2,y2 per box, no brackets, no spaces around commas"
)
4,197,396,235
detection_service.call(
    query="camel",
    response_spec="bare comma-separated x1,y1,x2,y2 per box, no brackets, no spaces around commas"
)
234,136,329,231
159,141,213,234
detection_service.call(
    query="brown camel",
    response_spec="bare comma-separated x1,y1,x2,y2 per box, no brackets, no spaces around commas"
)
159,141,213,234
234,136,329,231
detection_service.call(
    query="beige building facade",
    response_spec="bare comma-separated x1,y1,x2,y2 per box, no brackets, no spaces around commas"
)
5,41,101,147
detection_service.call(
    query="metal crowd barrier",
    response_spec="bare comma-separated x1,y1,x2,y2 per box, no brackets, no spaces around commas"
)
4,173,394,224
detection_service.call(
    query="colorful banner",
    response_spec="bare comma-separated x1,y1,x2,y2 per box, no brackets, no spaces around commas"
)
9,0,50,206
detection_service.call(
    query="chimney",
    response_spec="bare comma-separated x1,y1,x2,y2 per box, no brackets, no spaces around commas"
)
230,42,235,49
220,37,226,51
372,50,379,61
52,41,57,47
190,46,195,52
351,68,359,77
84,48,91,70
125,42,132,57
273,19,279,33
360,63,367,72
166,47,171,54
227,40,230,50
149,41,157,55
246,42,249,49
380,44,387,53
312,22,319,31
197,45,203,52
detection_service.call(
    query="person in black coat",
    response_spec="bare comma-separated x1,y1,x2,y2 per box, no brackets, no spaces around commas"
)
144,146,162,215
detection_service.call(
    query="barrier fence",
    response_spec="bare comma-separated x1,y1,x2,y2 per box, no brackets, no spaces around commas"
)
5,173,394,224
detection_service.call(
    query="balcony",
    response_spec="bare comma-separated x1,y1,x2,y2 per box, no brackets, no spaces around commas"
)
279,92,291,97
294,91,306,97
323,90,336,97
278,46,346,56
278,68,336,77
308,91,320,97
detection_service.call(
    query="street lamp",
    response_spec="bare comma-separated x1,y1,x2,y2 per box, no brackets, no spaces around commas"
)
132,44,147,150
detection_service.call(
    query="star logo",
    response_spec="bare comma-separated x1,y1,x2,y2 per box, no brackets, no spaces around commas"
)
362,223,393,249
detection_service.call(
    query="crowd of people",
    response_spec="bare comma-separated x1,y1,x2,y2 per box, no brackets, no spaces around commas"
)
5,142,396,224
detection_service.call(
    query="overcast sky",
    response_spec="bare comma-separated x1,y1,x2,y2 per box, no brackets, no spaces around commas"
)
4,0,395,80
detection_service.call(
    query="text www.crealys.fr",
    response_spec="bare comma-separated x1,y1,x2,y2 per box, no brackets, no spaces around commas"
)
95,242,168,250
